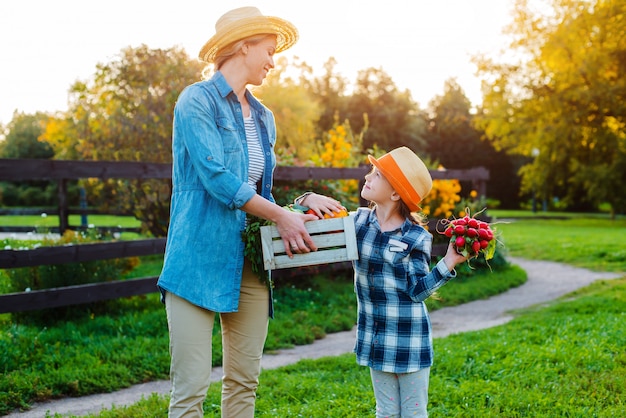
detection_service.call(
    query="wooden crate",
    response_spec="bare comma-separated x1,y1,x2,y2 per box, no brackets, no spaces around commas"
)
260,215,358,271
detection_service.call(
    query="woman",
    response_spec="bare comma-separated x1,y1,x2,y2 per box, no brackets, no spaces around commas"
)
157,7,341,417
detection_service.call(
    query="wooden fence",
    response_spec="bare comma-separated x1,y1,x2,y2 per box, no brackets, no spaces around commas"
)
0,158,489,314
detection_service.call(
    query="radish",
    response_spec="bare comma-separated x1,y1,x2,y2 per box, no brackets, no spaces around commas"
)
436,208,498,261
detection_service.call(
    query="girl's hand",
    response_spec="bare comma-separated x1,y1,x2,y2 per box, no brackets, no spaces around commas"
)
442,241,469,271
300,192,345,219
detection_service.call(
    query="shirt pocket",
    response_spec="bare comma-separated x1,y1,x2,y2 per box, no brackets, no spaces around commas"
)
215,117,242,155
383,245,408,266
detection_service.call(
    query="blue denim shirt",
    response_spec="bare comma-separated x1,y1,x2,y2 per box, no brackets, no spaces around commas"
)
157,71,277,312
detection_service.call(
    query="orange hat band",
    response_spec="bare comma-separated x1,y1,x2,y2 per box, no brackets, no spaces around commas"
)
376,154,422,211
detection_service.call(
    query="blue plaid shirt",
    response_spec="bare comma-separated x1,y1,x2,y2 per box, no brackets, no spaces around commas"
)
352,207,456,373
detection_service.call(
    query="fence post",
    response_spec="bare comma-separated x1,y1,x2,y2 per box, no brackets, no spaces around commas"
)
80,187,88,227
58,179,68,234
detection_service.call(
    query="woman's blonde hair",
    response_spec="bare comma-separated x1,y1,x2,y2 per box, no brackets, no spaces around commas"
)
202,34,276,79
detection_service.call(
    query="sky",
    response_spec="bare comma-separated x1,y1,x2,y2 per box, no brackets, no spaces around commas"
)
0,0,515,126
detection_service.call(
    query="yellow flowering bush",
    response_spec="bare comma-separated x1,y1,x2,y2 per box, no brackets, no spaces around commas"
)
421,179,462,219
308,120,366,208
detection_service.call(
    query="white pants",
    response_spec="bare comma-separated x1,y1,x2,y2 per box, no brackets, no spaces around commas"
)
165,263,269,417
370,367,430,417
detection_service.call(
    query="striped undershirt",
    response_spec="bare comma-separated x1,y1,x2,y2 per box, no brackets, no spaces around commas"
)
244,114,264,189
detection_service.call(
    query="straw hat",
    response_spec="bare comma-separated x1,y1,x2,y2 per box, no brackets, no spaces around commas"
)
368,146,433,212
199,6,298,63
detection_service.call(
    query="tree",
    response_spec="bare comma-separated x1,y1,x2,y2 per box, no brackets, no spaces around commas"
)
345,67,428,154
0,111,53,159
48,45,204,235
253,56,322,163
0,112,57,206
474,0,626,216
303,57,350,137
427,79,479,170
426,79,521,208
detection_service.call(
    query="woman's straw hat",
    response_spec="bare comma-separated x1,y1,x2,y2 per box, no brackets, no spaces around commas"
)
368,146,433,212
199,6,298,63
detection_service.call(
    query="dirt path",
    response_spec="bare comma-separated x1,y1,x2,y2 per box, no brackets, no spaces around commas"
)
6,257,622,417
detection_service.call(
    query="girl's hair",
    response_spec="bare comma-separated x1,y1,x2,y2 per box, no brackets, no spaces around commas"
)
202,34,277,79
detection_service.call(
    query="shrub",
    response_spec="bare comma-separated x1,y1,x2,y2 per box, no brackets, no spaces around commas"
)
4,229,138,325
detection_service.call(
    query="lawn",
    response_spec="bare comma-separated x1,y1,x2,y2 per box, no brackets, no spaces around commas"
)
1,210,625,416
0,255,521,415
87,277,626,418
491,215,626,272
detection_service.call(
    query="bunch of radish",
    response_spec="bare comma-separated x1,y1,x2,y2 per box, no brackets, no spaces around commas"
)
439,215,496,260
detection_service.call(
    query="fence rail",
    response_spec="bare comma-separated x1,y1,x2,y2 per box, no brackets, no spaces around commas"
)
0,159,489,313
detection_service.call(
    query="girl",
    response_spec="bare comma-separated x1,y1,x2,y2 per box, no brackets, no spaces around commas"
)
300,146,467,417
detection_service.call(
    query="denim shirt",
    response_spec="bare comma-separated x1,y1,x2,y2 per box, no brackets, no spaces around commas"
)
157,71,276,312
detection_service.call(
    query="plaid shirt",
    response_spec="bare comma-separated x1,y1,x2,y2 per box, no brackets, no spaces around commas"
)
352,208,456,373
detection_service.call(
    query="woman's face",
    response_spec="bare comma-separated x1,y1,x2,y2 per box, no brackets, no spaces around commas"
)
243,35,277,86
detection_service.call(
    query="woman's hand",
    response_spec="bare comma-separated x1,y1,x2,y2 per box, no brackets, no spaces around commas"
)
242,194,318,257
299,192,345,219
274,210,318,257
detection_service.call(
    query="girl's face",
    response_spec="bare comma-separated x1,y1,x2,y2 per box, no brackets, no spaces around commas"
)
361,166,396,204
243,35,277,86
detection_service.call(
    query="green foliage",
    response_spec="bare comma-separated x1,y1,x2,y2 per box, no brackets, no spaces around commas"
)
0,112,58,207
0,112,53,159
426,79,521,209
347,67,428,153
475,0,626,215
0,181,58,207
58,45,204,237
253,56,322,162
241,216,272,285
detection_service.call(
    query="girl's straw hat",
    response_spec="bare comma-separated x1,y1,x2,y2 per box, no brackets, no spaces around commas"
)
368,146,433,212
199,6,298,63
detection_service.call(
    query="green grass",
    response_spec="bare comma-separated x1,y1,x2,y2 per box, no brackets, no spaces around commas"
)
489,209,625,220
0,214,143,240
2,211,626,416
0,258,518,415
492,217,626,272
0,214,141,228
88,278,626,417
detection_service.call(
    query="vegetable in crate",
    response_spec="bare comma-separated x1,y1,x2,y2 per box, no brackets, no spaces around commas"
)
242,203,348,283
